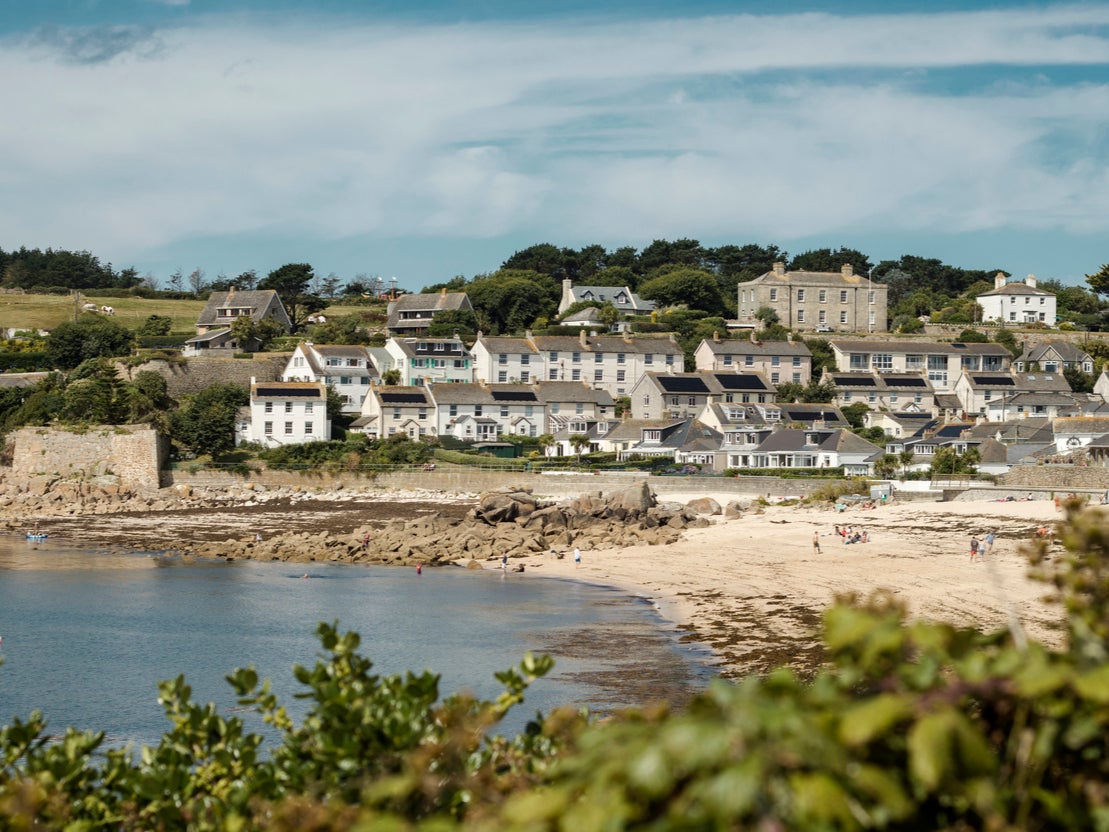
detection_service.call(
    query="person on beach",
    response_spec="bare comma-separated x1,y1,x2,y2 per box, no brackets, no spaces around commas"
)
574,547,581,567
969,536,980,563
416,563,423,575
984,530,996,555
501,553,508,570
812,531,821,554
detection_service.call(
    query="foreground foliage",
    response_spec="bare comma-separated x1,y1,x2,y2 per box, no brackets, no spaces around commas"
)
3,502,1109,829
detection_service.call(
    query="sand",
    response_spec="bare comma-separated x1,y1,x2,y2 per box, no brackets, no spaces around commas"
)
511,495,1074,677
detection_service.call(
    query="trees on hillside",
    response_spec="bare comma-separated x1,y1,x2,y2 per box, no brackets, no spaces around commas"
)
637,268,726,316
168,383,248,458
465,270,559,334
46,316,135,369
257,263,327,332
789,246,872,275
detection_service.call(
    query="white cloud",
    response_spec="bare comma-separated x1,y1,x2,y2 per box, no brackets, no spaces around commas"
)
1,6,1108,272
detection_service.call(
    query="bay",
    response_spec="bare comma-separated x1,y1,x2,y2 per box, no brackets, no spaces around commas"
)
0,535,714,746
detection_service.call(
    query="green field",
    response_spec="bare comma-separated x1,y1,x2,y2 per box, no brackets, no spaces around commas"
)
0,293,374,333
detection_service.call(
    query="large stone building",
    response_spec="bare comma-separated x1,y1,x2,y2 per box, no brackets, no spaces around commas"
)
736,262,888,334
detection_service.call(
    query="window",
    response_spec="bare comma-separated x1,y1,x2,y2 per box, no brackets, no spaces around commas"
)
671,396,680,406
576,403,584,414
392,408,401,419
432,359,446,369
551,402,561,413
305,402,314,413
666,355,674,366
549,369,558,380
521,371,530,382
769,288,778,301
644,354,653,365
449,404,457,416
418,409,427,419
797,310,805,323
872,354,893,371
850,354,869,370
797,289,806,302
284,401,293,413
840,311,848,324
264,402,273,413
549,351,558,362
434,342,444,351
284,422,294,435
520,354,530,365
819,310,827,323
498,371,507,382
792,356,802,367
868,290,875,304
572,352,581,363
818,289,826,302
525,405,533,416
594,370,603,382
474,405,483,416
595,352,603,364
889,394,898,403
501,406,509,417
744,355,754,366
771,356,780,366
792,372,801,383
304,422,313,434
617,353,626,364
498,353,507,365
454,360,466,369
571,369,581,381
771,372,780,383
264,421,273,435
840,290,848,303
688,396,697,406
616,369,625,382
723,355,732,366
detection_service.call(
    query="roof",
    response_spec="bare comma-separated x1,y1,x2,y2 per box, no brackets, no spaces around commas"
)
474,335,540,354
568,284,655,312
197,290,288,328
1018,340,1092,364
252,381,326,399
305,344,371,359
375,386,431,405
830,339,1011,357
532,381,615,405
656,375,713,394
750,267,880,287
530,334,683,355
710,373,775,392
0,372,48,388
777,403,848,425
389,291,471,313
978,283,1054,297
698,338,812,357
1053,416,1109,435
185,327,232,344
388,337,470,358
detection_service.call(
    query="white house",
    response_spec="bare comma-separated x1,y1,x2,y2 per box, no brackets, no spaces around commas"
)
693,332,813,385
830,339,1011,393
358,385,436,439
557,278,655,316
951,370,1070,419
384,337,474,386
471,335,542,385
428,383,546,440
281,343,376,413
237,379,330,447
976,273,1057,327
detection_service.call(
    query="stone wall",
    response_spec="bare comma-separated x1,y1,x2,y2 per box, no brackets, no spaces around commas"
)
115,354,288,398
164,467,847,499
10,425,167,489
999,464,1109,490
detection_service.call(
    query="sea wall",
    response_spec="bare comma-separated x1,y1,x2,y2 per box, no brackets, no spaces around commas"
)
164,467,847,499
999,464,1109,490
10,425,167,489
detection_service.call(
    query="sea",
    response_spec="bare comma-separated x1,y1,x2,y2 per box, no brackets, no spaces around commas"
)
0,535,716,748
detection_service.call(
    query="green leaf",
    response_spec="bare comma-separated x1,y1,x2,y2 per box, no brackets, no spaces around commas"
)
838,693,912,746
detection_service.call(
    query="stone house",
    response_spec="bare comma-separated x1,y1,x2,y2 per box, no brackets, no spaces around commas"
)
736,262,888,333
1014,340,1094,374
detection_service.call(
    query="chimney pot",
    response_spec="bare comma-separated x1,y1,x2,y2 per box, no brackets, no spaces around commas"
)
1025,274,1037,288
772,262,786,277
712,330,720,343
841,264,853,277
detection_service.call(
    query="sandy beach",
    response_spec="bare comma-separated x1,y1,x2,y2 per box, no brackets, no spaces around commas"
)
511,495,1073,677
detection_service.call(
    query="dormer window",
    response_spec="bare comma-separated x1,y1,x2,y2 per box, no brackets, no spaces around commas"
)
644,429,661,441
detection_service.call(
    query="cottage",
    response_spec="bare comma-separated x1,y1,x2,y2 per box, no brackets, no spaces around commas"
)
385,289,473,336
557,278,655,316
186,288,291,356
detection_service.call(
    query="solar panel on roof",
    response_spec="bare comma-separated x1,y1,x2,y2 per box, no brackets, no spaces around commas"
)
381,392,428,403
255,387,321,397
973,375,1015,386
836,376,876,387
712,374,766,390
657,377,711,393
951,343,967,349
491,391,538,402
890,377,927,387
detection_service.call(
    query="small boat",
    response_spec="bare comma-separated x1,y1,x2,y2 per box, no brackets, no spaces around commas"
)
25,532,48,541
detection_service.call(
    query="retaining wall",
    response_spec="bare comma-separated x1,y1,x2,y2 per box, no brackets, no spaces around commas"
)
164,467,850,499
115,354,289,398
11,425,167,489
999,464,1109,490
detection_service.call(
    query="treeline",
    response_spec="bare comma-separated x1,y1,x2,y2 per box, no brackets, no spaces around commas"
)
0,247,143,292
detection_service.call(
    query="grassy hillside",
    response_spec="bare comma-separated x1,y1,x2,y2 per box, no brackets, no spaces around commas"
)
0,293,374,333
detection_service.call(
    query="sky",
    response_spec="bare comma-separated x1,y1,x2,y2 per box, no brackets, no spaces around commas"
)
3,1,1109,292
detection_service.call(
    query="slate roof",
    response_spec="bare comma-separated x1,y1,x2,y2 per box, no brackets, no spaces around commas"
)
567,284,655,312
532,381,615,405
389,292,471,313
978,282,1054,297
196,290,289,329
389,337,470,358
251,381,326,400
474,335,540,354
0,372,47,388
531,334,683,355
374,386,431,405
698,338,812,357
830,339,1011,357
1018,341,1092,364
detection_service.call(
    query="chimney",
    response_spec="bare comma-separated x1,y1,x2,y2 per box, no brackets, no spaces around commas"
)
1025,274,1037,289
579,329,588,348
994,272,1007,290
440,287,447,295
229,286,236,297
476,330,483,340
841,264,853,278
749,330,760,346
623,331,633,344
712,330,720,343
772,262,786,277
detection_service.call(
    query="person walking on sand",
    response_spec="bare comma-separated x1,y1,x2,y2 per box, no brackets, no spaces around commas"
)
501,553,508,571
573,547,581,567
969,535,980,563
984,530,996,556
812,531,821,554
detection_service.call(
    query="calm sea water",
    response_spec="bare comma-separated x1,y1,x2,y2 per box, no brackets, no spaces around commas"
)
0,536,714,747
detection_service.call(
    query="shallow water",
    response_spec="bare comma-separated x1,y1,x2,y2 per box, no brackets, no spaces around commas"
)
0,536,714,746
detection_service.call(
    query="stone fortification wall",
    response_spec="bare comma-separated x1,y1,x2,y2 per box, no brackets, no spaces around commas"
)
165,467,845,499
999,464,1109,490
10,425,167,489
116,354,288,397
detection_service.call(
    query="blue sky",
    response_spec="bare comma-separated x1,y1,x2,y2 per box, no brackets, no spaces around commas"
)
3,1,1109,291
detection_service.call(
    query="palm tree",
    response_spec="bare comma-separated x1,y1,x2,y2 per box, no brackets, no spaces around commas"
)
873,454,898,479
898,449,915,477
569,434,592,467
